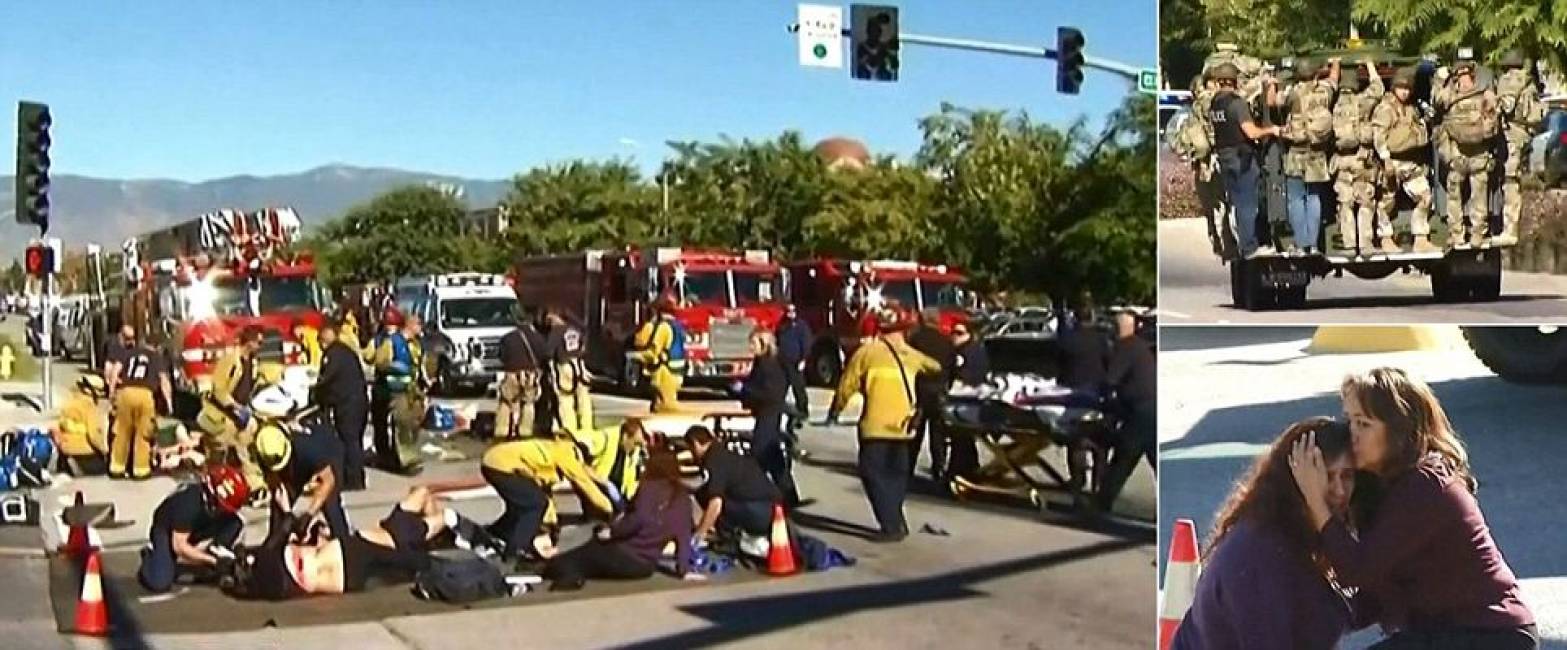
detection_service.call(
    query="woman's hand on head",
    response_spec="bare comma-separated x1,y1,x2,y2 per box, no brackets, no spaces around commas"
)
1289,432,1334,532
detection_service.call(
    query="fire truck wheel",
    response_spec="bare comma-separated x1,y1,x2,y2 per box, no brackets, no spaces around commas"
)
807,347,842,387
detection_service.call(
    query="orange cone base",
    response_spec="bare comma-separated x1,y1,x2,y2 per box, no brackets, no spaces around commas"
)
1158,617,1180,650
765,504,799,576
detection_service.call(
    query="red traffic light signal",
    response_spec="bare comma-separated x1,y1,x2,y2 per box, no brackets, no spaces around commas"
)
24,244,49,278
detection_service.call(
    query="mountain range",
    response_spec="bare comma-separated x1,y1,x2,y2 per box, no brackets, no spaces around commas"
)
1,164,511,259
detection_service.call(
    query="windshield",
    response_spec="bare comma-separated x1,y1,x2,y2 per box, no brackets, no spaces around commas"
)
441,297,516,328
677,271,730,306
876,280,919,310
923,280,965,309
732,271,778,305
258,277,320,313
205,279,252,317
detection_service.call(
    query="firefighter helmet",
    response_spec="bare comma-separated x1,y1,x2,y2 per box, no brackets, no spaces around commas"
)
653,293,679,314
76,375,108,399
381,307,405,328
254,424,292,472
204,465,250,514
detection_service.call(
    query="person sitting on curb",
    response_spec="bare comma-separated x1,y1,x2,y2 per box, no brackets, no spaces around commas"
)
544,452,703,591
138,465,249,593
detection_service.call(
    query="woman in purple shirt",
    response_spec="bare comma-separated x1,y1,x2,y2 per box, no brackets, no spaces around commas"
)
544,452,706,591
1172,417,1361,650
1292,367,1537,649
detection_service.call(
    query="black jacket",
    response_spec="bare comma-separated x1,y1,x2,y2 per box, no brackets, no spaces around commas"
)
1107,336,1156,414
741,354,788,413
907,325,955,400
954,340,990,386
316,341,368,406
1057,324,1110,392
500,325,547,372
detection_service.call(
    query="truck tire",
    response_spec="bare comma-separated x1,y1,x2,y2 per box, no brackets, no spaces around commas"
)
433,356,457,397
1463,326,1567,384
807,345,842,387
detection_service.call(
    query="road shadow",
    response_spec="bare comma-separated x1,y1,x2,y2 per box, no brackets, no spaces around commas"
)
1,392,42,412
1159,373,1567,587
1157,327,1314,352
1210,293,1561,314
609,538,1143,650
790,511,881,541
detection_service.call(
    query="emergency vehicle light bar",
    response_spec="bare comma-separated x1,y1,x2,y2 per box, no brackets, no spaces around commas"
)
434,273,505,288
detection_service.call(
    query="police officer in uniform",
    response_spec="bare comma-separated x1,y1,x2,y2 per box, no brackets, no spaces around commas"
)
1495,50,1544,245
1333,59,1393,255
544,309,593,434
1373,67,1438,252
1209,62,1284,258
109,333,174,479
1279,58,1339,254
497,306,547,439
314,320,369,491
1096,311,1157,515
1435,56,1501,247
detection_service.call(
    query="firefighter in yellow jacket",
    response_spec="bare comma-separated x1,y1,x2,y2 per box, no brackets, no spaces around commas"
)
633,295,686,413
197,327,266,493
827,305,941,542
571,418,648,500
480,434,618,565
56,375,110,476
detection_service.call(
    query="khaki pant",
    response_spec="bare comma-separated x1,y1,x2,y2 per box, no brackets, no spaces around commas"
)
1501,128,1529,239
1446,151,1494,240
110,387,157,478
390,389,426,471
1334,150,1383,249
553,361,594,433
649,366,683,413
1378,159,1433,237
496,370,541,439
197,403,264,492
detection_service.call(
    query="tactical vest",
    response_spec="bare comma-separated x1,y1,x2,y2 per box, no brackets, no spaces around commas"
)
1382,98,1430,155
1335,88,1380,151
1172,89,1216,162
1496,69,1545,131
1444,89,1497,146
1290,81,1336,146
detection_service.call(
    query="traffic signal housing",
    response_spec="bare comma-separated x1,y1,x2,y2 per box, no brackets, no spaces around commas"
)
15,101,52,231
1056,27,1085,95
851,4,899,82
23,243,53,279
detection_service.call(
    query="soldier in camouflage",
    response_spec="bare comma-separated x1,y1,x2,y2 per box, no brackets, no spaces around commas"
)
1373,67,1437,253
1279,58,1338,254
1332,59,1393,255
1495,50,1545,245
1435,58,1500,247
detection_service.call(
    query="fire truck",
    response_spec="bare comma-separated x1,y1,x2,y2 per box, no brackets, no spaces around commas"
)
787,259,970,386
117,208,327,399
513,247,787,390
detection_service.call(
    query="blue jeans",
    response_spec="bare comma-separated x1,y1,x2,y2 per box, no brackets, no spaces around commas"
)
1285,177,1323,250
1222,158,1262,255
138,516,243,593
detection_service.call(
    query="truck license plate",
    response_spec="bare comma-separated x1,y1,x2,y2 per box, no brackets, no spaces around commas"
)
1262,270,1308,287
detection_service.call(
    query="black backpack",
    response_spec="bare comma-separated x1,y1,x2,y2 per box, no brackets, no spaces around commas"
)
413,549,509,604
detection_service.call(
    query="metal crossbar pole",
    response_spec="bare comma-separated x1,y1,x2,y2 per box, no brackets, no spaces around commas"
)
789,23,1145,82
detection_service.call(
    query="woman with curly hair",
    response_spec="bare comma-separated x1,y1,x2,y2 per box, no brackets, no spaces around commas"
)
1172,417,1362,649
1291,367,1536,649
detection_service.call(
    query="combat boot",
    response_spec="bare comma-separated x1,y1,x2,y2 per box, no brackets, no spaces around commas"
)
1411,236,1440,254
1376,239,1402,256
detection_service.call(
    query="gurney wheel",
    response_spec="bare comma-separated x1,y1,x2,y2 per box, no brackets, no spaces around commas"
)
949,479,969,500
1028,490,1044,511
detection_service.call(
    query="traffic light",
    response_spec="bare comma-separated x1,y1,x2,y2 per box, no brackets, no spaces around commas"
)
1056,27,1085,95
851,4,899,82
23,243,52,279
14,101,52,231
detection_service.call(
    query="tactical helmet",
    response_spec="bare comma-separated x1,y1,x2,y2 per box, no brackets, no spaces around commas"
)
254,424,292,472
1499,49,1525,68
1209,62,1240,82
1294,57,1320,80
1393,67,1417,89
204,465,250,514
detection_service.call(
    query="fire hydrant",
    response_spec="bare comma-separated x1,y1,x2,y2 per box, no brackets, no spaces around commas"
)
0,344,13,380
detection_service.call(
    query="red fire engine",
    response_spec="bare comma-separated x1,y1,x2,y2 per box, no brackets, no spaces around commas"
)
513,247,786,389
786,258,970,385
120,208,326,394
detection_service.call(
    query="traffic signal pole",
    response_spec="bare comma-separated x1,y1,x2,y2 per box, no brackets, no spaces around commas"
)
40,271,52,411
789,23,1145,84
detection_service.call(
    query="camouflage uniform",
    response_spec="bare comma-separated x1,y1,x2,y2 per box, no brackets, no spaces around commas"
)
1373,68,1435,248
1435,64,1500,245
1332,63,1389,252
1280,61,1336,251
1495,53,1545,244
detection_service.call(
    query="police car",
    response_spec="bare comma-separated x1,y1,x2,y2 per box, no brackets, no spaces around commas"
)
394,273,519,395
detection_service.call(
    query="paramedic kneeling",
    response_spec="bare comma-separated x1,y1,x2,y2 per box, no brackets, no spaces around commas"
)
138,465,249,592
686,426,782,542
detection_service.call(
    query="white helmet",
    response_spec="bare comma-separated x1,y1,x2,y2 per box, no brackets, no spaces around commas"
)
250,384,296,419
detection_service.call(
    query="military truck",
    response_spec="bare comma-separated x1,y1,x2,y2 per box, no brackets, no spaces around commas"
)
1193,45,1525,310
1464,326,1567,384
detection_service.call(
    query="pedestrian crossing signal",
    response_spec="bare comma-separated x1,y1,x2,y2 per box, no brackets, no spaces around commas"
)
24,244,52,279
850,4,899,82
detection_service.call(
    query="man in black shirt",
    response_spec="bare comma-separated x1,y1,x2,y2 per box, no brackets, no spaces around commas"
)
256,422,350,542
543,310,593,433
1095,311,1157,514
1056,304,1110,395
138,465,248,592
497,308,547,439
1209,62,1283,258
906,310,955,480
946,320,989,478
315,321,369,490
686,426,782,540
110,335,174,479
775,304,812,429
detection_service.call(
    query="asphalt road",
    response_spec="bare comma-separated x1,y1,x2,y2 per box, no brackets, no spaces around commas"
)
1157,327,1567,649
0,347,1156,649
1158,218,1567,324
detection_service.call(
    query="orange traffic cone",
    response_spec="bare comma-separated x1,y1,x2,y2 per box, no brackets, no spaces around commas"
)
74,550,109,636
62,491,94,557
764,504,798,576
1158,518,1200,650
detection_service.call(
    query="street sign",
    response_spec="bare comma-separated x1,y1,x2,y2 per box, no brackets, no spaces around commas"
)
797,4,844,68
1138,69,1158,94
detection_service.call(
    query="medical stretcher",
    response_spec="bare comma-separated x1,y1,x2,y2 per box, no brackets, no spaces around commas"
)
941,386,1113,515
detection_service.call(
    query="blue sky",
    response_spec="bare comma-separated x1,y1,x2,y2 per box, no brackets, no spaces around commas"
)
1,1,1155,182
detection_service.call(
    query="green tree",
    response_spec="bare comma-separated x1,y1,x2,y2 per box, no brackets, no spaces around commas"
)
2,260,23,292
1160,0,1354,85
313,185,477,286
498,160,658,258
1354,0,1567,72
